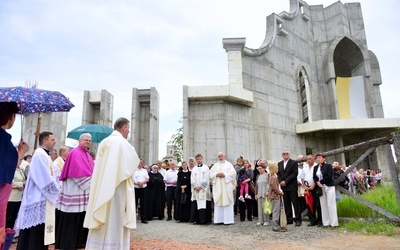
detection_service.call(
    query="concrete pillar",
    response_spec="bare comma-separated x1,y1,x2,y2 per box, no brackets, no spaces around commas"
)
82,90,113,127
131,88,159,165
223,38,246,87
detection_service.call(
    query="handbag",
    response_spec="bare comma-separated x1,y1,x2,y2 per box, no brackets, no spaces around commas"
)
180,192,187,205
298,185,305,197
316,187,323,197
248,181,256,196
279,197,287,228
263,198,272,215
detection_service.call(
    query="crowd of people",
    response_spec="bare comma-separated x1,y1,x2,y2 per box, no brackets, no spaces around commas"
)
0,102,384,249
1,107,138,249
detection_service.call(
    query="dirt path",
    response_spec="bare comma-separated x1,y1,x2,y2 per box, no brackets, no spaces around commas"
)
130,234,400,250
129,217,400,250
9,219,400,250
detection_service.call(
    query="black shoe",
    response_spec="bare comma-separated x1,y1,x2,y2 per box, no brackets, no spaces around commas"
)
317,223,323,227
141,220,148,224
308,223,316,227
287,221,293,225
295,221,302,227
166,217,172,221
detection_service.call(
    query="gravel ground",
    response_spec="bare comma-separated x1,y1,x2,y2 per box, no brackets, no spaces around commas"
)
132,213,399,250
9,214,400,250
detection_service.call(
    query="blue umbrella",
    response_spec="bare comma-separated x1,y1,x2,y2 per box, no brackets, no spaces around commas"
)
0,86,75,148
0,86,74,114
67,124,114,143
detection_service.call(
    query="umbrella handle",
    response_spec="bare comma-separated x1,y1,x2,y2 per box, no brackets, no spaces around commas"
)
19,114,25,140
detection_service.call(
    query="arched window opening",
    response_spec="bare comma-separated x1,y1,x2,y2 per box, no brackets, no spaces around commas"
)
299,71,308,123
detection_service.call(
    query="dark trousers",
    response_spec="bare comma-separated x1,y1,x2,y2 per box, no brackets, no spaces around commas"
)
299,196,307,214
282,189,301,223
6,201,21,229
55,211,88,249
17,223,47,250
239,197,253,221
135,187,147,221
313,189,323,225
306,190,317,224
166,186,177,220
190,200,212,224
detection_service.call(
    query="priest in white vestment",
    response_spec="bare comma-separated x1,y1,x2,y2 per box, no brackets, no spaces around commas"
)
15,132,60,249
190,153,212,224
210,152,237,225
84,118,140,250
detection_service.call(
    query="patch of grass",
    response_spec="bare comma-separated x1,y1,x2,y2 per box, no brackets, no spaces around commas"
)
337,185,400,218
338,220,400,236
336,185,400,235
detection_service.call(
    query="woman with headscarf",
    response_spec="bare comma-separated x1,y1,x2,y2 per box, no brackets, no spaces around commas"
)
146,164,166,220
175,162,191,222
0,102,29,248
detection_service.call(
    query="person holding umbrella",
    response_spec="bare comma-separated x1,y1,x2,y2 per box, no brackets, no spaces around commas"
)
301,154,322,227
0,102,29,249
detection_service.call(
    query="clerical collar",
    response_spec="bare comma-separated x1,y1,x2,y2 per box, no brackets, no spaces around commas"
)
198,164,203,167
41,147,50,155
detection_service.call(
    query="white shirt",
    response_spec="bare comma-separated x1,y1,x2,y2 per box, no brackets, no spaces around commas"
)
301,163,317,186
158,167,166,178
19,160,30,172
297,166,303,184
164,169,178,187
283,160,288,169
133,168,149,188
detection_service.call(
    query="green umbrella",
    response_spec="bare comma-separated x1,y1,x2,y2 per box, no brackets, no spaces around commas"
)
67,124,114,143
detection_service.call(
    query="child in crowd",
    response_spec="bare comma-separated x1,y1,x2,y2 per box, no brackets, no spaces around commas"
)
238,168,251,202
255,163,270,226
267,163,286,232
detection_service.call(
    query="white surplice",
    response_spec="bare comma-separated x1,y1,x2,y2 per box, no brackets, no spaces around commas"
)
14,147,60,244
190,164,210,209
210,160,236,224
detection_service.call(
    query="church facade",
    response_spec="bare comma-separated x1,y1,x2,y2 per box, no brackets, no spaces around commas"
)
183,0,400,178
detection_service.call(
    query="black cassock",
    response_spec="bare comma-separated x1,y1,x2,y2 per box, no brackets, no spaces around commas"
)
175,170,192,222
146,172,165,220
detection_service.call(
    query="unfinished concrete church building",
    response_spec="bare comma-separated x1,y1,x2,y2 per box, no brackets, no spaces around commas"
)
183,0,400,179
80,88,159,165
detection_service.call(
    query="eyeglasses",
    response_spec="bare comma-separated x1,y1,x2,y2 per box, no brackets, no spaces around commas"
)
282,153,289,155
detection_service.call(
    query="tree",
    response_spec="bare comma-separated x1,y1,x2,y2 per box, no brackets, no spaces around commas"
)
169,120,183,163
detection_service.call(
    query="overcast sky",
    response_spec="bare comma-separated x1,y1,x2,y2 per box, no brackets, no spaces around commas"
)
1,0,399,159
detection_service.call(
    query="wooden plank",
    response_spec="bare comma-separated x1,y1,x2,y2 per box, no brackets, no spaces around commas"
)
334,147,376,185
385,143,400,207
337,186,400,224
322,137,390,157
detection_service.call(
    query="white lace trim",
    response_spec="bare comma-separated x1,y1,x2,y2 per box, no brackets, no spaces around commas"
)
16,200,46,229
42,182,60,204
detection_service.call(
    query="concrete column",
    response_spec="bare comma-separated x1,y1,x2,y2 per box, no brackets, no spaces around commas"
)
182,85,190,161
223,38,246,88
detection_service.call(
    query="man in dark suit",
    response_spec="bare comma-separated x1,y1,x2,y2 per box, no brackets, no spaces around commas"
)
277,150,302,226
